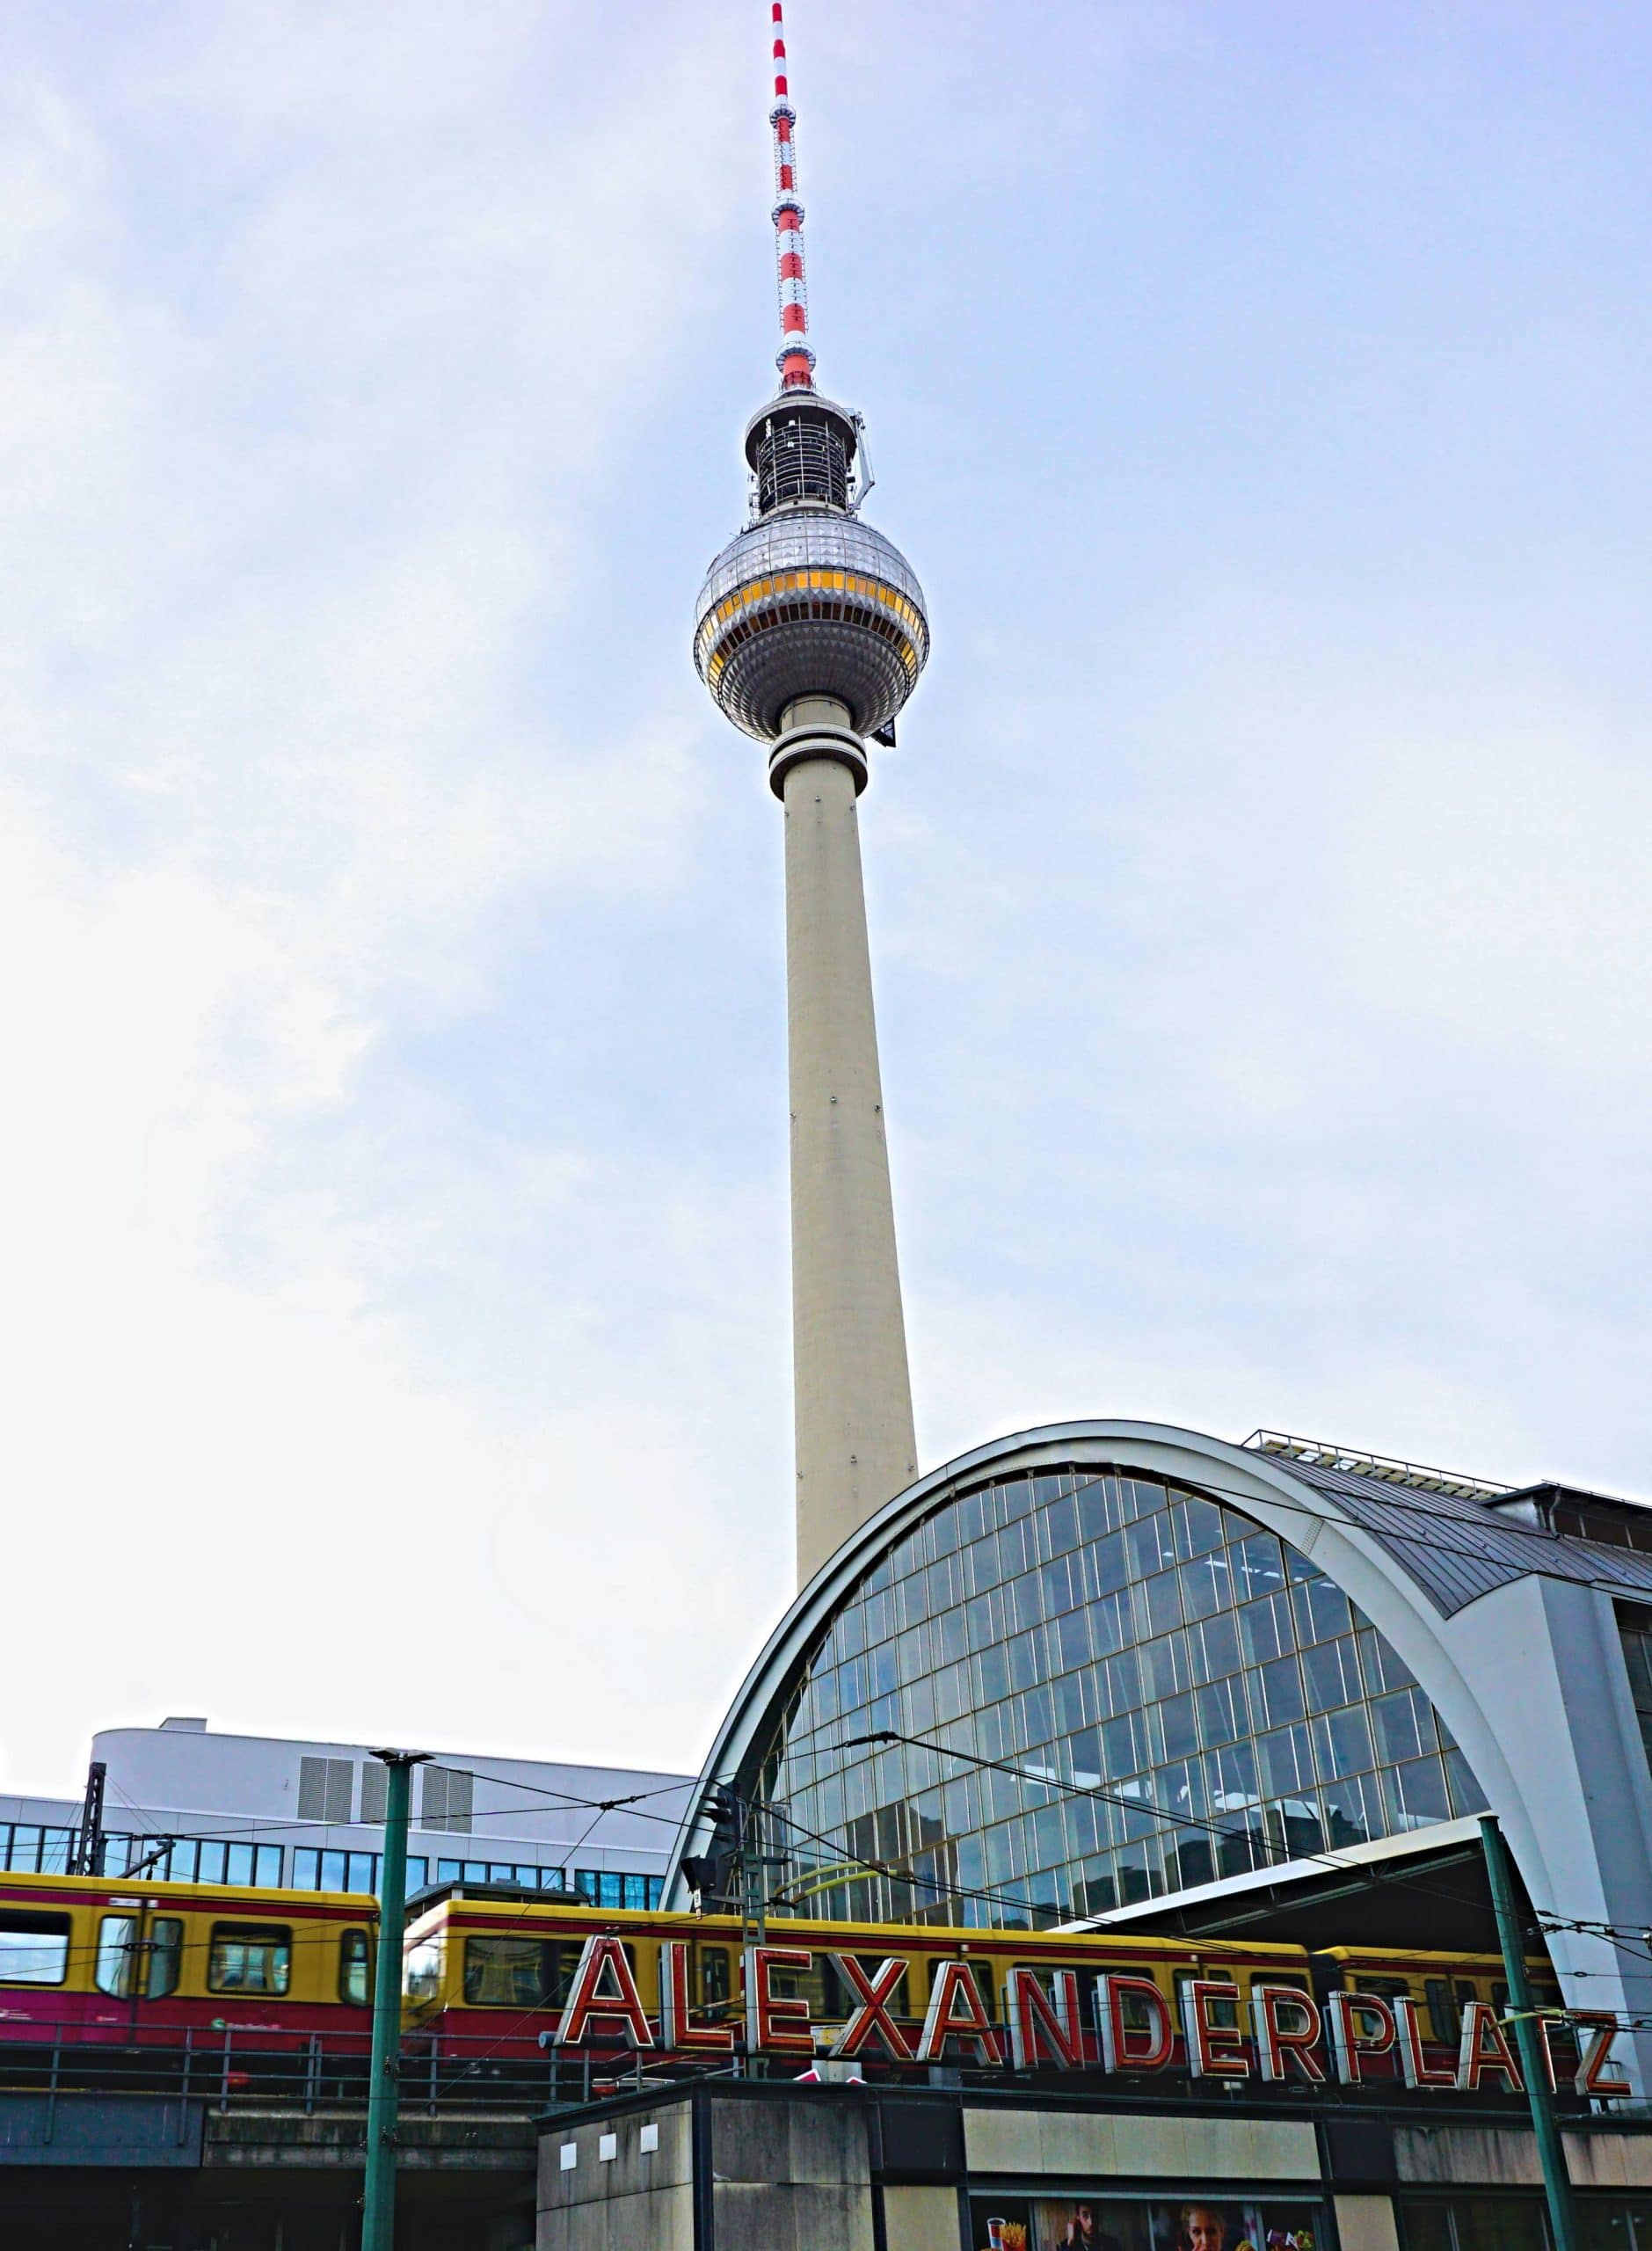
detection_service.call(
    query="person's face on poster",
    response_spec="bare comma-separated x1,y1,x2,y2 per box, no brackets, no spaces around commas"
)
1184,2205,1226,2251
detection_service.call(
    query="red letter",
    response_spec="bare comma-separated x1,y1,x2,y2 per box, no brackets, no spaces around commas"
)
1251,1985,1325,2084
553,1935,654,2050
1182,1980,1250,2078
1574,2013,1633,2099
744,1946,816,2057
1394,1996,1455,2088
1095,1975,1174,2073
658,1941,733,2053
1005,1969,1084,2070
1457,2000,1524,2093
1327,1991,1397,2086
828,1956,916,2063
916,1960,1002,2065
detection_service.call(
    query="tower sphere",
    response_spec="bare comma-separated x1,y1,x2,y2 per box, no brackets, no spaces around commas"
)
693,392,930,743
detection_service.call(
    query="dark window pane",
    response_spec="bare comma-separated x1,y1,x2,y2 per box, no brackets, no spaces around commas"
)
1373,1686,1430,1765
1292,1575,1353,1647
1197,1679,1246,1748
1302,1636,1362,1714
1190,1612,1241,1684
1173,1496,1226,1559
1090,1531,1129,1596
1313,1704,1376,1781
1384,1757,1452,1830
1257,1723,1315,1798
1401,2204,1454,2251
1161,1693,1199,1760
1241,1592,1292,1665
1257,1656,1306,1727
1132,1571,1183,1640
1452,2198,1548,2251
1179,1553,1230,1619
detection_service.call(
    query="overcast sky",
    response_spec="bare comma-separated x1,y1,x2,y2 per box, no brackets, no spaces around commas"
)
3,1,1648,1796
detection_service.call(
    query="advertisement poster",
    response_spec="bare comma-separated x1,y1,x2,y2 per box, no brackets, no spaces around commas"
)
972,2196,1321,2251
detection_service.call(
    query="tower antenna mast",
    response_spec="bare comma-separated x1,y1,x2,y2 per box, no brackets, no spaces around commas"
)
769,1,817,392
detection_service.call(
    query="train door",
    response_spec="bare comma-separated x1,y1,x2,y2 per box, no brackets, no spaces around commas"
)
92,1903,184,2043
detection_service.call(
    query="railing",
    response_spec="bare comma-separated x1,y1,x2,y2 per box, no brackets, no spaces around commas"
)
0,2023,624,2116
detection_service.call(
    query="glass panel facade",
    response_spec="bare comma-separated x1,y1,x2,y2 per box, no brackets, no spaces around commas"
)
292,1847,433,1896
754,1467,1489,1928
97,1834,284,1888
1618,1606,1652,1774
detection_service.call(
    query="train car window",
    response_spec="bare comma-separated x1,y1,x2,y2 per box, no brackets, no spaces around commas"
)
1183,1971,1241,2030
1247,1971,1314,2001
925,1955,999,2021
208,1923,292,1996
405,1937,445,2004
695,1945,732,2021
0,1911,70,1985
1105,1968,1166,2039
1423,1978,1461,2043
761,1948,831,2018
339,1929,373,2007
821,1955,915,2021
148,1920,183,2000
96,1915,139,1999
462,1936,598,2010
1357,1976,1410,2008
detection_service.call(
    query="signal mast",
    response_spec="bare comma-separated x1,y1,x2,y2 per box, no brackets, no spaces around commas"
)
693,2,930,1588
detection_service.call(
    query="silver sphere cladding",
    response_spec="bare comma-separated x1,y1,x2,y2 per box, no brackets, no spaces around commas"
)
694,510,930,742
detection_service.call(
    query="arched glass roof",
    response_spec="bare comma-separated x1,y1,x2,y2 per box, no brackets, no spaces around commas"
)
752,1463,1488,1928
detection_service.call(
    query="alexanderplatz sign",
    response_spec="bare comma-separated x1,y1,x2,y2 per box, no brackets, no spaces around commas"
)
540,1936,1629,2100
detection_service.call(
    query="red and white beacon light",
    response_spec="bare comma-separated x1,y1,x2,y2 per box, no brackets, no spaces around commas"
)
770,0,815,390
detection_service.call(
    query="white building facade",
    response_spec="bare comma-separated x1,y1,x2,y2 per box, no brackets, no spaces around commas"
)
0,1719,691,1906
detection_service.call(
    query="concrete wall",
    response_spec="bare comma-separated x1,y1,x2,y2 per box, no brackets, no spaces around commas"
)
539,2105,695,2251
709,2091,875,2251
1394,2125,1652,2190
960,2108,1320,2183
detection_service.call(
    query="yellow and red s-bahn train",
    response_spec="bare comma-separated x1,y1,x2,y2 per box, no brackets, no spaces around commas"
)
0,1869,1605,2102
0,1869,375,2052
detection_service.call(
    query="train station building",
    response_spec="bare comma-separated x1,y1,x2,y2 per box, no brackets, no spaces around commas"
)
668,1422,1652,2091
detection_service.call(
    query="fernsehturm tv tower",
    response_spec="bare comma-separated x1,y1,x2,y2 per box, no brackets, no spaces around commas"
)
694,1,930,1589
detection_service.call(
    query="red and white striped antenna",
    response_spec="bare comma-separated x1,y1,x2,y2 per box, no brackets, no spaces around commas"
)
769,0,817,391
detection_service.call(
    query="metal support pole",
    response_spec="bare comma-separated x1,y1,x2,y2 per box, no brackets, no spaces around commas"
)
1481,1814,1577,2251
361,1750,428,2251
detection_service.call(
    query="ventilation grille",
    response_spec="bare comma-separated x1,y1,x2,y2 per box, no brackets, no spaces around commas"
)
421,1766,474,1833
296,1757,354,1825
358,1763,387,1826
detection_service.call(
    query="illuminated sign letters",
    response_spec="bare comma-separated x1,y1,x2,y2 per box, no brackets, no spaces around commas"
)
527,1941,1627,2103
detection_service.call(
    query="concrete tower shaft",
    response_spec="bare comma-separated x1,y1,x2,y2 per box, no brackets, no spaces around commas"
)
780,697,919,1586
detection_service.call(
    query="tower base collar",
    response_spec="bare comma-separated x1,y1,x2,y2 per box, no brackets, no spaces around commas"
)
768,720,869,799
